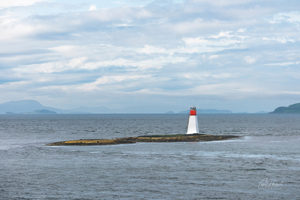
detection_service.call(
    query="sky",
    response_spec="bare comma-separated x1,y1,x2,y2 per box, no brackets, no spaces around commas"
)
0,0,300,113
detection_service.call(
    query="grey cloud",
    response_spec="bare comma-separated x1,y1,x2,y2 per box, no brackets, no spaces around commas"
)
1,0,300,112
0,49,52,57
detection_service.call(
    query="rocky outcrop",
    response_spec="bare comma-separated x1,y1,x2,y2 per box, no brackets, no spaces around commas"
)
47,134,240,146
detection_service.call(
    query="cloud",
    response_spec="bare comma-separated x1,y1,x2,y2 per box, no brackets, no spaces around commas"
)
89,5,97,11
1,0,300,112
244,56,256,64
0,0,46,8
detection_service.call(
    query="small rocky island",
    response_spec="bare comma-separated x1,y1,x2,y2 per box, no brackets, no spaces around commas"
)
270,103,300,114
47,134,239,146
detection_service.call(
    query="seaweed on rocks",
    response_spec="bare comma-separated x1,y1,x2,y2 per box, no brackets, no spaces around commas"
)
47,134,240,146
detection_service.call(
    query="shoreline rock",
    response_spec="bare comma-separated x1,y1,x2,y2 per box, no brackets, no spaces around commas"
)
47,134,240,146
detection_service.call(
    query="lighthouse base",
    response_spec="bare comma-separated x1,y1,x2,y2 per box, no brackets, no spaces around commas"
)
186,115,199,134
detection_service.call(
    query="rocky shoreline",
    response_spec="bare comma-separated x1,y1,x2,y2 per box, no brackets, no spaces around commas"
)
47,134,240,146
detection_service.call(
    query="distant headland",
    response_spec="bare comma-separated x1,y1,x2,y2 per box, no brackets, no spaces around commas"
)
270,103,300,114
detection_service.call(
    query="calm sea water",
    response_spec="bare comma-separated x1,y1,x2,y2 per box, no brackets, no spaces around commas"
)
1,114,300,199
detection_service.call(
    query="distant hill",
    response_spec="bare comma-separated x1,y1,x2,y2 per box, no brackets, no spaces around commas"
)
178,109,232,114
270,103,300,114
68,106,110,114
0,100,64,114
32,110,57,114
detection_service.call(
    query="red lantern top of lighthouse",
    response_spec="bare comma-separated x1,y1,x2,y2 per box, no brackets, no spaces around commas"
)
190,106,197,115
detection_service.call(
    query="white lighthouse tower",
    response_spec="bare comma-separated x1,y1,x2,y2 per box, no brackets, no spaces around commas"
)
186,106,199,134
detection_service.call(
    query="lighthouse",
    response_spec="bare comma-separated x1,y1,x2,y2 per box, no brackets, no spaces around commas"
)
186,106,199,134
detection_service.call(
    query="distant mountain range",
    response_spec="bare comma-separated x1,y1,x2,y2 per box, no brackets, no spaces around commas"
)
270,103,300,114
0,100,269,114
178,109,232,114
0,100,63,114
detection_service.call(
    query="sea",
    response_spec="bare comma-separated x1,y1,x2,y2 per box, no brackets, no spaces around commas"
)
0,114,300,200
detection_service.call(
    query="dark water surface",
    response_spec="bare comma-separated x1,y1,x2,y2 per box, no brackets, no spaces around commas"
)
1,114,300,199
